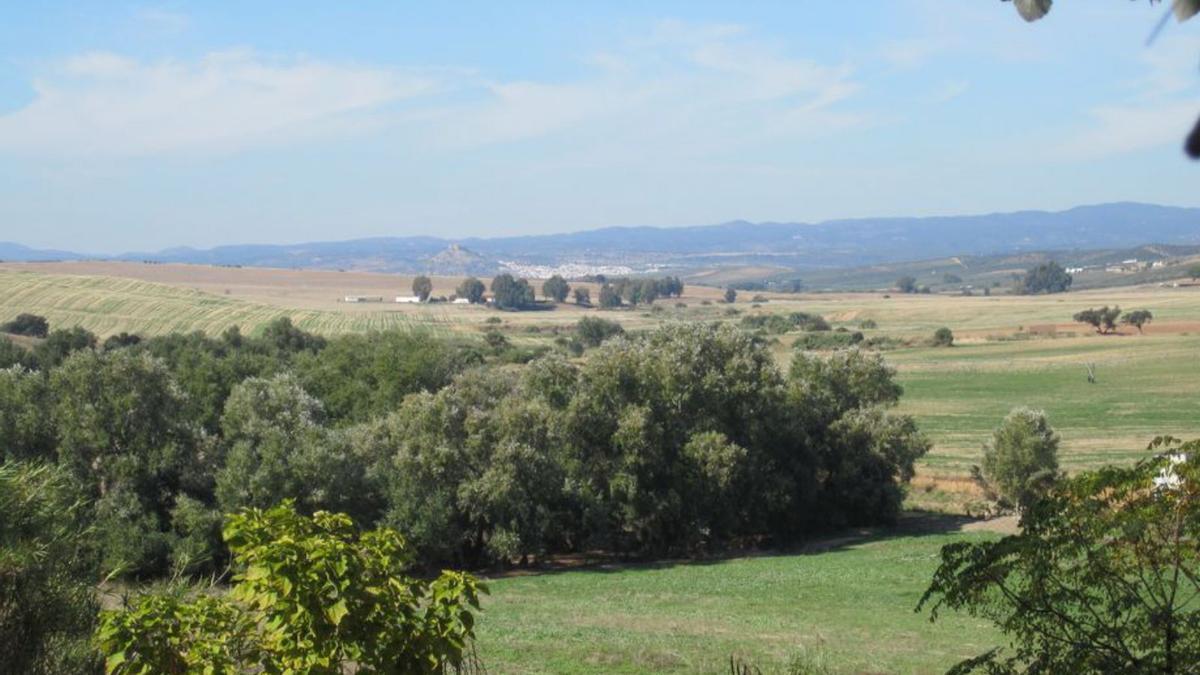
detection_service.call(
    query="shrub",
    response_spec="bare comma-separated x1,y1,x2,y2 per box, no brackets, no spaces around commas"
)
931,327,954,347
977,408,1059,511
792,331,864,351
858,319,878,329
98,502,485,674
576,316,624,347
1,313,49,338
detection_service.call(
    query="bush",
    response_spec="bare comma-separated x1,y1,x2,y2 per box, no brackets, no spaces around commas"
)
1,313,49,338
98,502,485,674
977,408,1059,511
576,316,624,347
931,327,954,347
792,331,863,351
858,319,878,329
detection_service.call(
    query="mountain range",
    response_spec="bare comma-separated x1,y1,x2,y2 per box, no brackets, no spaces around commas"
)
4,202,1198,278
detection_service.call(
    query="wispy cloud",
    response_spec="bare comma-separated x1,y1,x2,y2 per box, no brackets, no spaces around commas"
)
1055,36,1200,160
0,21,865,165
0,49,437,156
432,20,865,161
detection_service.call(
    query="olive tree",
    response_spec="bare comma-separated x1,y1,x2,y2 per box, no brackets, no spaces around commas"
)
1121,308,1153,333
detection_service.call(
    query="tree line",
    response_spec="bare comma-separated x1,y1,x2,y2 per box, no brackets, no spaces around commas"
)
1,315,928,579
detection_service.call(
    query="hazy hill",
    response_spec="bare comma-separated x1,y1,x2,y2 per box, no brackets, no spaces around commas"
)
7,202,1199,277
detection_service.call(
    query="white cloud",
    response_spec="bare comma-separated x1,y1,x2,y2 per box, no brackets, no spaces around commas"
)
430,20,864,159
0,49,436,156
0,22,863,163
1054,36,1200,160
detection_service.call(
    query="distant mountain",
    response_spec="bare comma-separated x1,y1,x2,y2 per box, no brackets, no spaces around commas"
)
8,202,1200,277
0,242,84,262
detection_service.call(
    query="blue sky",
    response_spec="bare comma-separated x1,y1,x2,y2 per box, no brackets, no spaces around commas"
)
1,1,1198,254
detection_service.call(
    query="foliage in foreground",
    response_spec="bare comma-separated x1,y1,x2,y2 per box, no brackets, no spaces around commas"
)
0,462,100,674
99,502,485,674
922,437,1200,673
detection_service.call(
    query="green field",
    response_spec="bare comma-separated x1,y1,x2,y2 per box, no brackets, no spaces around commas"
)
889,334,1200,475
475,526,1003,674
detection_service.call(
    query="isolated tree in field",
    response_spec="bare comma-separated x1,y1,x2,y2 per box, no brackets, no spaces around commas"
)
411,274,433,302
1121,308,1153,333
0,312,49,337
1003,0,1200,158
895,276,918,294
490,273,535,310
931,327,954,347
724,287,738,303
598,283,622,308
542,275,570,303
457,276,486,304
978,407,1060,512
923,436,1200,673
1073,306,1121,334
573,287,591,306
1017,261,1072,295
1188,262,1200,281
99,502,485,674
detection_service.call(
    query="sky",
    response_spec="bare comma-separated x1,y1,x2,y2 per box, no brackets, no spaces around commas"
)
1,1,1199,254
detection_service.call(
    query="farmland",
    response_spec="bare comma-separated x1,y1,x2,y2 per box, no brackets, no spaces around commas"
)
2,261,1198,495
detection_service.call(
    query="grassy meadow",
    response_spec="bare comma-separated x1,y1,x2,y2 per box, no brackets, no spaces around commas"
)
475,526,1004,674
